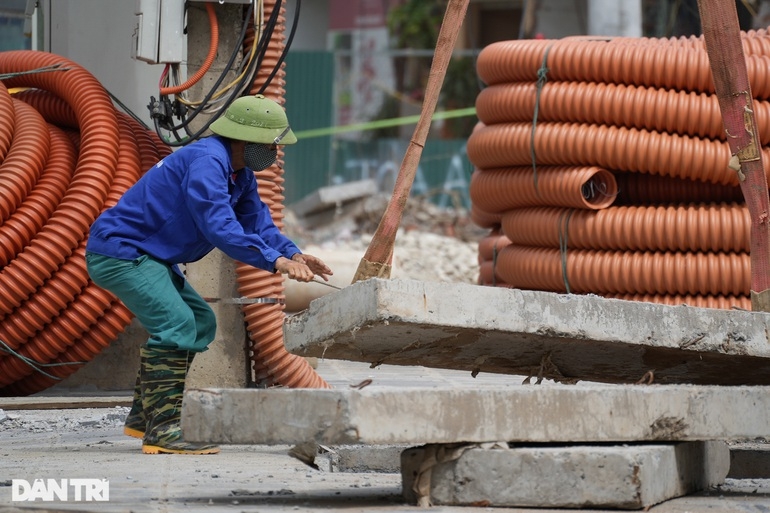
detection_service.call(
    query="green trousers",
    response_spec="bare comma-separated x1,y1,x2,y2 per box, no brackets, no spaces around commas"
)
86,252,216,352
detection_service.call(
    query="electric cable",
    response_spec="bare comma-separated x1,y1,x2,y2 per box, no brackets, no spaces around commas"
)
153,0,290,146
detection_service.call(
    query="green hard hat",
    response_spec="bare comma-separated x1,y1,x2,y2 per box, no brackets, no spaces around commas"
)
209,94,297,145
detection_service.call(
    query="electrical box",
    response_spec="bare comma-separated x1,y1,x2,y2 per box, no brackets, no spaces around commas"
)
132,0,186,64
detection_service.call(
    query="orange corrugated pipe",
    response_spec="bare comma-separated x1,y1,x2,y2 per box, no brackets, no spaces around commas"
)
159,2,218,96
0,106,143,390
235,0,331,388
474,37,770,96
470,166,617,213
495,246,750,297
0,51,119,321
3,112,156,395
499,203,750,253
466,121,770,186
475,81,770,142
613,173,744,205
0,51,164,395
0,82,13,158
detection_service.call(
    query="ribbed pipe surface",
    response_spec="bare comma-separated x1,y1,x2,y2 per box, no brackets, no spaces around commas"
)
470,166,617,212
235,1,330,389
476,81,770,142
467,121,760,186
495,246,750,297
0,51,167,395
499,203,750,253
470,32,770,309
475,37,770,97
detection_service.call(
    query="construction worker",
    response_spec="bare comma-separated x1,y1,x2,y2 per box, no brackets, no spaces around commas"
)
85,94,332,455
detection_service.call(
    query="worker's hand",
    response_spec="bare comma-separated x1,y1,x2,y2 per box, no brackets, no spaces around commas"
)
274,256,315,282
292,253,333,282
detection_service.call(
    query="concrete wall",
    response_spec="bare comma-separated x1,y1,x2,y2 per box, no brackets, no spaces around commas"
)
41,0,164,128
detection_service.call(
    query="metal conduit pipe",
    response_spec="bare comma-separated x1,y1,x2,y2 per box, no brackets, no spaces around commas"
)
470,166,617,212
236,0,331,388
499,203,751,253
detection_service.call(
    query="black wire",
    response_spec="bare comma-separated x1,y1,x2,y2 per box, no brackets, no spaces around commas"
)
158,0,299,146
157,1,254,140
156,1,257,145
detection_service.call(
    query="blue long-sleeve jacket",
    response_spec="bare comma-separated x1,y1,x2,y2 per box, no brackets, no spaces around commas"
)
86,136,300,272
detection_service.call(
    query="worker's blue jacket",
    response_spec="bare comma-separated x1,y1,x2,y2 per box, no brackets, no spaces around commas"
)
86,135,300,274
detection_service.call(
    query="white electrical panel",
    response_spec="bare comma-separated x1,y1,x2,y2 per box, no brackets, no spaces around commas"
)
132,0,186,64
158,0,186,63
132,0,160,63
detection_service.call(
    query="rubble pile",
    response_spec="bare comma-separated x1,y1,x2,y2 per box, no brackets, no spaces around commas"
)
286,194,484,285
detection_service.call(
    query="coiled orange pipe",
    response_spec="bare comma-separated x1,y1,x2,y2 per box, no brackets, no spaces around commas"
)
470,166,617,212
475,81,770,142
466,121,770,186
495,246,749,297
469,33,770,310
474,37,770,96
0,51,167,395
159,2,218,96
499,203,750,253
235,0,330,389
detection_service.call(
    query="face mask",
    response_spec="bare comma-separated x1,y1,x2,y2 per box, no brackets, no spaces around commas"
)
244,143,277,171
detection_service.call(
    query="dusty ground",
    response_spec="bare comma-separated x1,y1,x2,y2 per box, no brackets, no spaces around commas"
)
2,361,770,513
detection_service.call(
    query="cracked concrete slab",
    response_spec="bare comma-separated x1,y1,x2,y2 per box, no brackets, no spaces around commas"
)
283,279,770,385
181,385,770,445
401,442,729,509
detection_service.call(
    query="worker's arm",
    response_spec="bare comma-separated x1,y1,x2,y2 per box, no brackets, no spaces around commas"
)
184,154,290,271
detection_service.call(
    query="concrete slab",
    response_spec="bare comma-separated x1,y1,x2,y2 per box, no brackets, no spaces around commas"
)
181,385,770,445
283,279,770,385
290,179,377,218
401,442,729,509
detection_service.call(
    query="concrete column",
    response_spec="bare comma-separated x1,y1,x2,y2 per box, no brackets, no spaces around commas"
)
588,0,642,37
183,2,250,388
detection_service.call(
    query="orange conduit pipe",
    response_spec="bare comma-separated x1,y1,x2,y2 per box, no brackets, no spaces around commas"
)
474,37,770,97
0,51,168,395
475,81,770,143
499,203,751,253
235,0,330,389
469,166,617,212
495,246,749,297
0,114,143,389
159,2,218,96
0,51,119,318
613,173,744,205
466,121,770,187
468,33,770,310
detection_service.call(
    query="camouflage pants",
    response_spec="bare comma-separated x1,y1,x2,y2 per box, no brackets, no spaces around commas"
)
86,252,216,352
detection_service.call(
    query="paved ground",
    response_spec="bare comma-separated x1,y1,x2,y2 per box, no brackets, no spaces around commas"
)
1,360,770,512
